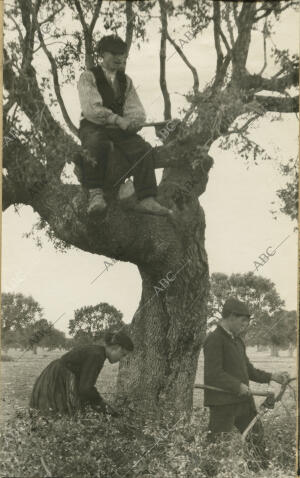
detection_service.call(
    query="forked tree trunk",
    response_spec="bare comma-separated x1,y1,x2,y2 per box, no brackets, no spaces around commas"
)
117,204,209,414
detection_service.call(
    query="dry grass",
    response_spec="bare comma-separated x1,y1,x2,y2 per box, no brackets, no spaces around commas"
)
0,347,296,478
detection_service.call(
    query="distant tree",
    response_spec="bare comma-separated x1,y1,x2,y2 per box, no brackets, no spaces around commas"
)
1,329,24,351
1,292,44,333
22,319,66,353
69,303,124,344
267,310,297,357
21,318,52,354
40,327,66,351
207,272,285,355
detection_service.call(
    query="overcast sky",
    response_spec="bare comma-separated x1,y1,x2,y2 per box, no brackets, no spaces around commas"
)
2,6,298,335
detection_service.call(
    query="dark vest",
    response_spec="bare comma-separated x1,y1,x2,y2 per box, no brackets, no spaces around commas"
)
90,65,127,116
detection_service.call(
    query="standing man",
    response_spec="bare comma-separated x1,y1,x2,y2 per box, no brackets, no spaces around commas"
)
78,34,171,216
203,297,289,471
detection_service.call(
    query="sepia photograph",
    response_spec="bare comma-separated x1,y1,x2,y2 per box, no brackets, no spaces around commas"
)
0,1,298,477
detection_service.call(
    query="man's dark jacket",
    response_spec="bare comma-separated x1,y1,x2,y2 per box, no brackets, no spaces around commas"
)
203,325,272,406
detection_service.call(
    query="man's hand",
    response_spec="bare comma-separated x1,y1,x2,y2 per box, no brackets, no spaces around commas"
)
271,371,290,384
239,383,251,396
127,119,143,133
116,117,132,131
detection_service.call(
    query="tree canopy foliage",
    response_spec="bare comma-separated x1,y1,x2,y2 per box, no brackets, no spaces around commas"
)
69,302,124,344
207,272,296,353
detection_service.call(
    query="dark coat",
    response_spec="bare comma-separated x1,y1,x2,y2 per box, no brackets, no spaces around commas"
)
90,65,127,116
61,344,107,409
203,325,271,406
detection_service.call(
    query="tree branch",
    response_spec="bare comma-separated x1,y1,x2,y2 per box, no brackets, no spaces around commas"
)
158,0,172,120
224,3,235,47
254,94,298,113
254,2,296,23
125,0,134,53
212,2,232,90
213,1,224,82
231,2,256,81
18,0,41,69
166,31,199,94
73,0,97,68
32,11,78,136
89,0,102,34
243,69,298,93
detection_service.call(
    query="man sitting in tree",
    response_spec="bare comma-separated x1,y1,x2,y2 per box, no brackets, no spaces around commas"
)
78,34,171,216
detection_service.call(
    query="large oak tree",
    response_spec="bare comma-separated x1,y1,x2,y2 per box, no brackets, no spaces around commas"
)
3,0,298,413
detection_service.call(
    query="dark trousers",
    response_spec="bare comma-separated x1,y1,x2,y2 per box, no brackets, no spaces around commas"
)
79,120,158,200
208,400,269,468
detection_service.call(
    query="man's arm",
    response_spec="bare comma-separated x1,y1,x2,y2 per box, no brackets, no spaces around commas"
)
123,76,146,126
245,352,272,384
78,351,107,411
204,333,241,394
78,70,120,126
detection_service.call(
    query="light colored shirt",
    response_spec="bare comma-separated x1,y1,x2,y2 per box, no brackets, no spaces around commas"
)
77,67,146,126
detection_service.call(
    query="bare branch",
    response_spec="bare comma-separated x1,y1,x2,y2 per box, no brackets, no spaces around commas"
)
224,4,235,47
231,2,256,80
212,2,231,90
32,11,78,136
158,0,171,120
166,31,199,94
39,5,64,27
73,0,89,32
73,0,94,68
89,0,102,34
258,20,268,76
125,0,134,53
17,0,42,68
213,1,224,77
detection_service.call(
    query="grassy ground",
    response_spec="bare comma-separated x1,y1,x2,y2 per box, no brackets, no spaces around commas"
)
0,347,296,422
0,347,297,477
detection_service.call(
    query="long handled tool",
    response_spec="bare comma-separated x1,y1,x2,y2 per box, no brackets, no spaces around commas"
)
195,378,296,441
194,383,272,398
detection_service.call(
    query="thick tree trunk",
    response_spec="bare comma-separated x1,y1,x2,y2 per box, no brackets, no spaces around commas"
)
117,203,209,414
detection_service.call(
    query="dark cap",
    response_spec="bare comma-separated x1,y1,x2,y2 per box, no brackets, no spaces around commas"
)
222,297,251,319
97,35,127,55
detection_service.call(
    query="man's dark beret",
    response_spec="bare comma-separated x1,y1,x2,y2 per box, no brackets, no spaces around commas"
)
222,297,251,319
97,35,127,55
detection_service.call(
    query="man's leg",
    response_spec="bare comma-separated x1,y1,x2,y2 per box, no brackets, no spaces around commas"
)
204,405,236,476
234,400,269,471
79,123,113,213
109,131,172,215
207,404,236,442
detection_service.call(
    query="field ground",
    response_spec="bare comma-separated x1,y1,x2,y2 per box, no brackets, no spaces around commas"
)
0,347,297,477
0,347,296,422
